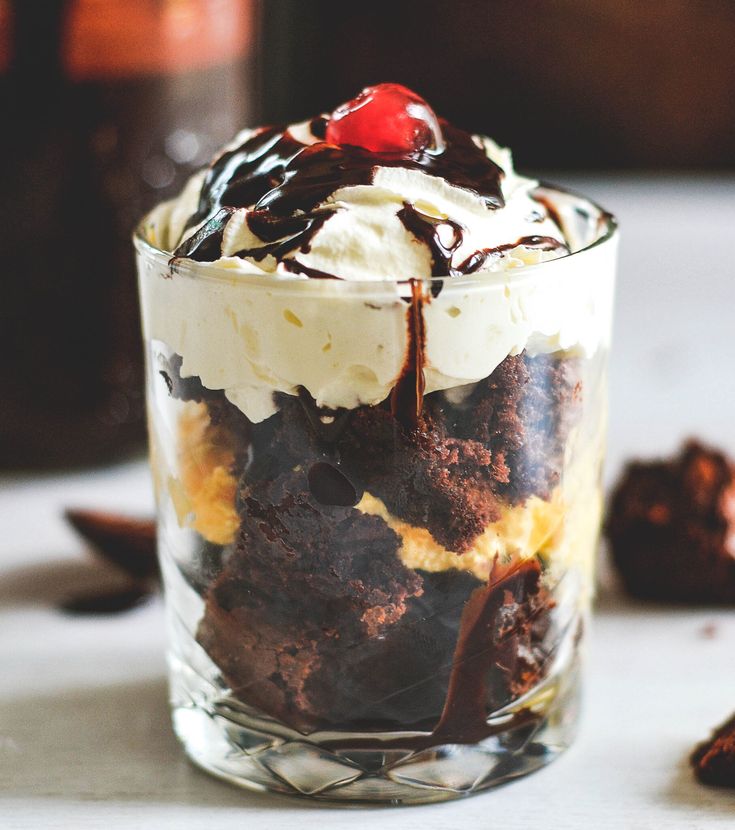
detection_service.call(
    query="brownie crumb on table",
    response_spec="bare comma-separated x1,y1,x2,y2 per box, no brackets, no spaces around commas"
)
691,713,735,787
606,441,735,603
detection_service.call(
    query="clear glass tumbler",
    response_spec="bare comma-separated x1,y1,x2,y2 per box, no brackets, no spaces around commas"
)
136,186,616,804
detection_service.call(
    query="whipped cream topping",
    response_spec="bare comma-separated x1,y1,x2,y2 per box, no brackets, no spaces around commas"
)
145,117,569,280
138,105,616,423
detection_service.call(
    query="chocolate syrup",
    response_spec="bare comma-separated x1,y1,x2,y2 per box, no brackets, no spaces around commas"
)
431,559,543,743
174,207,236,263
175,120,505,268
395,206,568,292
397,203,463,297
239,208,336,264
457,235,569,274
281,259,337,279
390,279,427,430
534,194,565,237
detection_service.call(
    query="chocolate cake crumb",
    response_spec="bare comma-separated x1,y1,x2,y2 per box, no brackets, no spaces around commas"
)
606,441,735,603
691,713,735,787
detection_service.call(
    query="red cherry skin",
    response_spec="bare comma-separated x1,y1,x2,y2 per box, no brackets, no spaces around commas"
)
325,83,444,154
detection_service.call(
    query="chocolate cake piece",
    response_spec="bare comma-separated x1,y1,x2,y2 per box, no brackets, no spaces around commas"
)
319,559,557,748
606,441,735,603
197,466,423,730
432,352,582,505
338,404,504,553
244,391,340,486
246,387,505,555
304,569,483,729
691,713,735,787
334,351,578,553
510,354,582,502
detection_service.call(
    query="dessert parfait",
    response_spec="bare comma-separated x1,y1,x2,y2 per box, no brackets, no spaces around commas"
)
136,84,617,803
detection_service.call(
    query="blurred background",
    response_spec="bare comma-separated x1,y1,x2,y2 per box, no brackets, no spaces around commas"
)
2,0,734,469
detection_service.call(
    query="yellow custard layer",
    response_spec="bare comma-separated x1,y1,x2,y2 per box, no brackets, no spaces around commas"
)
356,491,565,581
168,404,239,546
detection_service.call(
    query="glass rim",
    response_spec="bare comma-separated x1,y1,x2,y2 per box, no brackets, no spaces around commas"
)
133,182,618,291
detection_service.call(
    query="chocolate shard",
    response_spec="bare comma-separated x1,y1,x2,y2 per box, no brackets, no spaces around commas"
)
65,509,157,581
691,713,735,787
61,586,152,616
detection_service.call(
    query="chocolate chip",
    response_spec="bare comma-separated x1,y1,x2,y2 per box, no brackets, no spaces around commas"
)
307,462,360,507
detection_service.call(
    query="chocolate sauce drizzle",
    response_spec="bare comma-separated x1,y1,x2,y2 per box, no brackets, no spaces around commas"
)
237,208,336,263
174,119,505,267
174,207,236,262
458,235,569,275
397,204,462,297
397,202,568,294
390,279,427,430
534,194,564,237
397,204,463,279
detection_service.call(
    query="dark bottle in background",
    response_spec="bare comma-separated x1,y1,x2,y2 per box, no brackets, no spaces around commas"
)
0,0,260,468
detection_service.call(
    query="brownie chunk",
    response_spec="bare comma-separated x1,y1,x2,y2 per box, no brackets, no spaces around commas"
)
691,713,735,787
336,353,580,553
197,467,424,730
606,441,735,603
433,353,582,505
304,569,483,729
339,405,504,553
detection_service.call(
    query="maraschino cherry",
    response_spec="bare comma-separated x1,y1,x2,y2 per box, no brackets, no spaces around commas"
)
325,83,444,155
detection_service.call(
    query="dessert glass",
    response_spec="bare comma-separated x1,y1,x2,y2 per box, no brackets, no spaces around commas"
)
136,187,616,804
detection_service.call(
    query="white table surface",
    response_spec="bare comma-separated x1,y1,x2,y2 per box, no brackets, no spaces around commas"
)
2,174,735,829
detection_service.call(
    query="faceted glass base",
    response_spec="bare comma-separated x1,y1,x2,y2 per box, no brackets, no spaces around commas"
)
169,655,580,805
